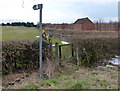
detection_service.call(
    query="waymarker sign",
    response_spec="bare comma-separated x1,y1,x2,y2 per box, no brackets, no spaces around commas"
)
33,4,43,78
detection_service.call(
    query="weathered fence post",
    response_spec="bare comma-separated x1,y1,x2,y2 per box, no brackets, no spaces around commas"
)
59,46,62,59
71,44,74,57
55,42,59,70
76,46,80,65
49,41,53,61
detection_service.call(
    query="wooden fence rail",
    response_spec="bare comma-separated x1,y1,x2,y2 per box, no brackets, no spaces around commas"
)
51,42,81,69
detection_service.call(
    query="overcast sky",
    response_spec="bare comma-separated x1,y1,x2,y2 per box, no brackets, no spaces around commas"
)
0,0,119,24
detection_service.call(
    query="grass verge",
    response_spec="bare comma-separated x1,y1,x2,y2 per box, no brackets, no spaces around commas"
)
20,83,39,89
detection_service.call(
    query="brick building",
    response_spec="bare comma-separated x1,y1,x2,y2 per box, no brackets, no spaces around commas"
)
73,17,95,30
45,17,95,31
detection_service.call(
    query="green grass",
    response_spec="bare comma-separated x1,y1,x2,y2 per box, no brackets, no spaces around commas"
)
2,26,39,41
52,44,72,60
68,81,91,89
99,80,110,88
39,76,76,89
91,77,110,88
61,46,71,59
60,76,71,81
20,83,39,89
40,79,60,87
51,36,62,44
54,72,63,77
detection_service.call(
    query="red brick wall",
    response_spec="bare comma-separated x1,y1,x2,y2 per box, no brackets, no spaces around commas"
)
81,24,95,30
80,18,95,30
73,24,82,30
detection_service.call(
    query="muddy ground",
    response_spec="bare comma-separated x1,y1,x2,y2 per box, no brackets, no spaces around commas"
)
1,57,119,89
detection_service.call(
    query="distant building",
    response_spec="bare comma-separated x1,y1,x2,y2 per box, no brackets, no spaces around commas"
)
73,17,95,30
45,17,96,31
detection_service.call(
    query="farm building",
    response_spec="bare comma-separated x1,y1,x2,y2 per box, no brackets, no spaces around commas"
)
73,17,95,30
45,17,95,31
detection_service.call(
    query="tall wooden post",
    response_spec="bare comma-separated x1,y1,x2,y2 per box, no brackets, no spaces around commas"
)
59,46,62,59
49,41,53,61
71,44,74,57
55,42,59,70
76,46,80,65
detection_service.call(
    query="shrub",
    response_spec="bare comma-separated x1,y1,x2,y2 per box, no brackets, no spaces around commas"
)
74,38,118,67
2,40,50,75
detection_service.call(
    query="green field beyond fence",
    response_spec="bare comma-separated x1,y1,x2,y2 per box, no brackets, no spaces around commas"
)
2,26,71,59
2,26,39,41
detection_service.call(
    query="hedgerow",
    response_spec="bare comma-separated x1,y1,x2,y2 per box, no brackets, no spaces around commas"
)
2,40,49,75
75,38,118,67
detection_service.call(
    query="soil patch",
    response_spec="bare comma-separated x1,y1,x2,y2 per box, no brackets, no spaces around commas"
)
2,70,41,89
2,58,119,89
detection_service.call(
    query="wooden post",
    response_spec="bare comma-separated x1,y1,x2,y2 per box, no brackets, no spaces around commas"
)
76,46,80,66
55,42,59,70
49,41,53,61
71,44,74,57
59,46,62,59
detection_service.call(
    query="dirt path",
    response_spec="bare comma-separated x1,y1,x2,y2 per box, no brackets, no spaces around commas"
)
2,70,41,89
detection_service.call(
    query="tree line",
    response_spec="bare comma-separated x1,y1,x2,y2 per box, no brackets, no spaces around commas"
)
2,22,37,27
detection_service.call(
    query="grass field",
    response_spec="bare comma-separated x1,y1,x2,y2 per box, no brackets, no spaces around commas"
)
2,26,71,58
2,26,63,43
2,26,39,41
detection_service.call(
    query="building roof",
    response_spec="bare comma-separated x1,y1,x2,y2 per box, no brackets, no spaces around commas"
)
73,17,93,24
